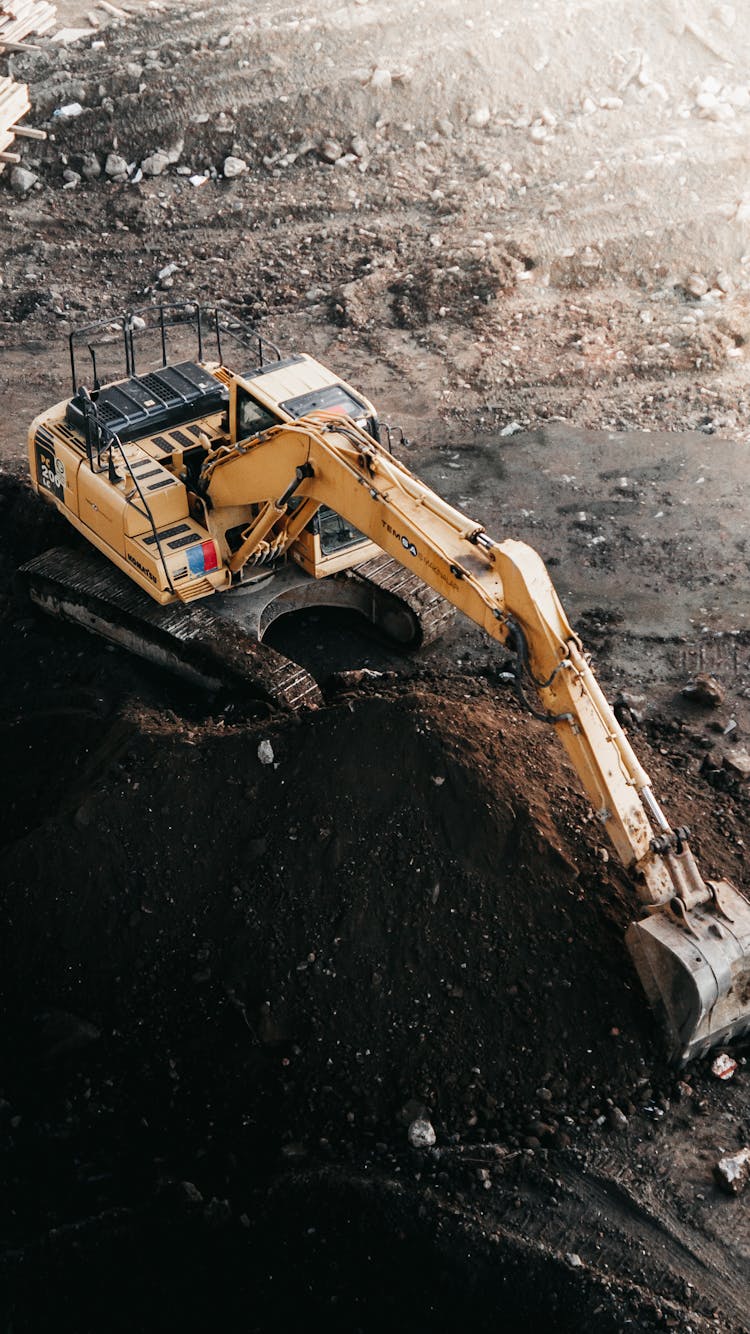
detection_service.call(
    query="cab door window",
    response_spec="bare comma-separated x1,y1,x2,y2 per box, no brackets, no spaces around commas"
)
237,389,280,441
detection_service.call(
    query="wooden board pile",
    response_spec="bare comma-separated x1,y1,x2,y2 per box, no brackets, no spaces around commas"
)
0,0,56,51
0,2,55,173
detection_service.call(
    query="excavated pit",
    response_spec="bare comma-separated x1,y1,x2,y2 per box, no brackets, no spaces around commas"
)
1,467,747,1331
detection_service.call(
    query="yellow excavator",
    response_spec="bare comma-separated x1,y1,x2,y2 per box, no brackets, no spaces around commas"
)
24,302,750,1065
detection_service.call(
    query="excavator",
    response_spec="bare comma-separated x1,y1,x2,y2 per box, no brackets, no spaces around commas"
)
24,302,750,1066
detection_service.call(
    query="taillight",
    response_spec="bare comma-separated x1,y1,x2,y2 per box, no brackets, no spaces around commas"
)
201,539,218,571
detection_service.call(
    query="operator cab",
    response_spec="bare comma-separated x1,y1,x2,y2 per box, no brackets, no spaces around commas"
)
232,354,381,573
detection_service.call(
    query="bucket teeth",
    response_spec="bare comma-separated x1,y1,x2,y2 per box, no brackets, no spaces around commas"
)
626,881,750,1063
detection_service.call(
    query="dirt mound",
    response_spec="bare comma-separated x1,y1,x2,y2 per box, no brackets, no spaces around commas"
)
3,676,664,1139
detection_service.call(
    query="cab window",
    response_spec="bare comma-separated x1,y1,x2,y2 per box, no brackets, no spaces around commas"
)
237,389,279,440
316,506,365,555
280,384,368,424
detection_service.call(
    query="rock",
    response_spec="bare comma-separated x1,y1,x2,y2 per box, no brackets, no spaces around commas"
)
141,151,171,177
468,106,491,128
157,262,178,282
607,1105,628,1132
10,167,38,196
81,153,101,180
223,155,247,178
711,1052,738,1080
125,61,143,80
52,102,84,119
349,134,368,158
716,270,734,294
318,138,342,164
714,1146,750,1195
408,1117,436,1148
566,1252,584,1268
257,739,274,766
684,272,709,298
163,137,184,165
613,690,647,725
723,749,750,781
682,673,725,707
370,67,392,91
104,152,128,179
62,168,81,187
331,668,384,690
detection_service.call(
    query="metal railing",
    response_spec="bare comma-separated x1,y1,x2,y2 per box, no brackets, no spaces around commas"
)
77,389,175,594
68,301,283,395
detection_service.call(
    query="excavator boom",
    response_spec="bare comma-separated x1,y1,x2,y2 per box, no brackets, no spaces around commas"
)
201,410,750,1061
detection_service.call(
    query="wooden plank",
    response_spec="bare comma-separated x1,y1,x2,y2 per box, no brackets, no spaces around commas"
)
0,75,34,174
0,0,57,45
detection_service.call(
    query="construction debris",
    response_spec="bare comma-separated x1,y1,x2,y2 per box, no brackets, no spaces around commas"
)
0,0,55,52
711,1052,738,1081
0,4,55,177
714,1147,750,1196
681,673,726,707
408,1118,437,1149
0,76,30,173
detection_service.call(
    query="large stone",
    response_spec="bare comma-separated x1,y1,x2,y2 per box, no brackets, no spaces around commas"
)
714,1147,750,1195
223,155,247,178
468,106,491,128
681,673,725,707
141,151,171,177
104,152,129,178
81,153,101,180
723,748,750,780
318,138,342,164
10,167,38,195
370,67,392,91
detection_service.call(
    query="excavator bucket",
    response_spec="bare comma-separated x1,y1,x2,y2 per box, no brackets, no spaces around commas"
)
626,881,750,1064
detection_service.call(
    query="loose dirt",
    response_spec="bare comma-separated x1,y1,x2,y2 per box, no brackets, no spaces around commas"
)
2,0,750,1329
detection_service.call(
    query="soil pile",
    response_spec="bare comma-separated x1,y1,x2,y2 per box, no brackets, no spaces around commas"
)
4,676,662,1138
2,472,750,1332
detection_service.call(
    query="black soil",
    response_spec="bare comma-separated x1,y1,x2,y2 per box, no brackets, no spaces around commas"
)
1,466,747,1332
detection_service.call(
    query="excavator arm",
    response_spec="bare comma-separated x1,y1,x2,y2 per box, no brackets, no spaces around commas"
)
202,411,750,1061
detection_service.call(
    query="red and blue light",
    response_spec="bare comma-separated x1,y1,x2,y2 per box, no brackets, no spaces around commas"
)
187,540,219,576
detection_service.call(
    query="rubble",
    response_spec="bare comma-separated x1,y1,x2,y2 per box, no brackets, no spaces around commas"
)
370,67,392,91
223,154,247,178
723,749,750,781
714,1147,750,1195
257,739,274,766
408,1118,436,1149
711,1053,738,1081
681,674,726,707
318,138,342,164
104,151,128,179
141,150,170,177
468,105,491,128
80,152,101,179
9,164,37,194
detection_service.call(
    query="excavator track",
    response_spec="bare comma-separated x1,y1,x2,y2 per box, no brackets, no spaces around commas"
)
20,546,323,712
350,554,455,647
